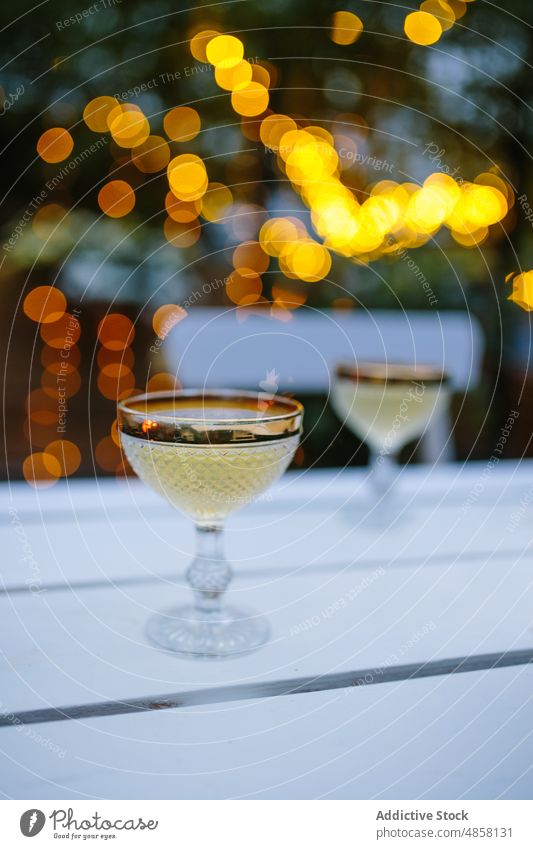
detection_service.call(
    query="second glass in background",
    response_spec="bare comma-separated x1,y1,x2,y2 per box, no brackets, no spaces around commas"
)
331,361,450,497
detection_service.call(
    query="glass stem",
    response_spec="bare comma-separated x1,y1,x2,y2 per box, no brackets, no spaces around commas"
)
186,524,232,615
369,449,398,495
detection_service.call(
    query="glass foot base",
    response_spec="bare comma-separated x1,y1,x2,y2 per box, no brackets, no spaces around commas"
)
147,604,270,659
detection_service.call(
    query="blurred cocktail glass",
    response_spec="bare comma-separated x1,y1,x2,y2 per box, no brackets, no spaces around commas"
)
331,362,449,495
118,389,303,659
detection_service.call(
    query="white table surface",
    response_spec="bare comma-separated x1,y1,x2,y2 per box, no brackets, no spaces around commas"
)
1,460,532,799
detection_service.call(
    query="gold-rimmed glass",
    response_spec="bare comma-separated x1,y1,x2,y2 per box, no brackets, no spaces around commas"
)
118,389,303,659
331,362,449,494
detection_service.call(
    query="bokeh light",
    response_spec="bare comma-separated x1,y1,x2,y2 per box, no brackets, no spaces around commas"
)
83,96,119,132
97,313,135,350
163,107,201,142
95,436,123,472
23,286,66,324
26,389,58,425
98,180,136,217
40,312,81,348
226,270,263,305
167,154,208,200
107,103,150,148
111,419,121,447
215,60,253,91
131,135,171,173
97,364,135,400
189,29,220,62
41,366,81,399
272,280,307,310
508,271,533,311
23,452,61,488
146,372,179,392
251,62,271,88
231,82,269,117
206,34,244,67
165,192,202,222
32,204,67,240
42,343,81,370
420,0,455,31
404,11,442,45
232,240,270,276
44,439,81,476
36,127,74,163
152,304,187,339
331,11,364,45
97,346,134,370
200,183,233,221
163,216,201,248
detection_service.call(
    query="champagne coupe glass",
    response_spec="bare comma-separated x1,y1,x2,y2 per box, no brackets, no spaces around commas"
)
118,389,303,659
331,362,449,497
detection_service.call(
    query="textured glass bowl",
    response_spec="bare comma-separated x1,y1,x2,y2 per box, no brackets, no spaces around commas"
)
118,389,303,659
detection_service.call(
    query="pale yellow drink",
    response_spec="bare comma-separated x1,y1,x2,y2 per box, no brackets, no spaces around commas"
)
331,378,445,454
121,432,298,522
